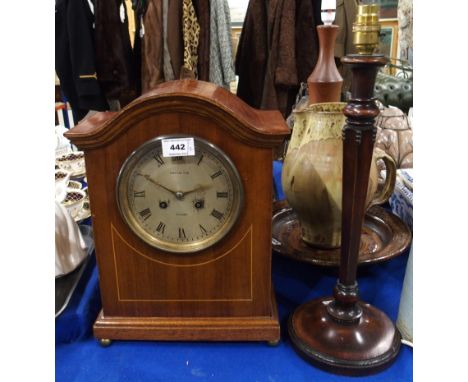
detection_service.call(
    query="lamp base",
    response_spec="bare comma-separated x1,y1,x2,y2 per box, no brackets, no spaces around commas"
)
288,297,401,376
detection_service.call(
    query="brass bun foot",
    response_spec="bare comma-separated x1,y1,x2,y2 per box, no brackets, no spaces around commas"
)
267,339,280,347
288,297,401,376
98,338,112,347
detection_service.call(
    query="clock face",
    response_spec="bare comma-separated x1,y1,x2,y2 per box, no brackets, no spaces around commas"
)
116,135,244,253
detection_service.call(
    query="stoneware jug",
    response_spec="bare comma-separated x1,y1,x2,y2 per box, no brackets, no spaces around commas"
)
282,102,396,248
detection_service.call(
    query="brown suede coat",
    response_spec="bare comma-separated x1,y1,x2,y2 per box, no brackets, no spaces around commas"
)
235,0,319,117
259,0,297,114
141,0,164,93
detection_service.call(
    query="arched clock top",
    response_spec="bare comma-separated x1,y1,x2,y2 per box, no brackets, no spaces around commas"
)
65,80,290,149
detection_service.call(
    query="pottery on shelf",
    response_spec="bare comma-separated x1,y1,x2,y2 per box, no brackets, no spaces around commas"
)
281,102,397,248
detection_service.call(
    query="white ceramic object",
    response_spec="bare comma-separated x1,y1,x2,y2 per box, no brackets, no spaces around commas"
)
74,202,91,223
67,180,83,190
74,186,91,222
62,189,86,219
55,169,71,202
389,177,413,231
398,168,413,192
55,125,73,156
55,201,87,277
56,151,86,176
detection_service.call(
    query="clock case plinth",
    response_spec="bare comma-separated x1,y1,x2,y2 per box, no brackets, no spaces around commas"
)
93,291,280,342
65,80,290,343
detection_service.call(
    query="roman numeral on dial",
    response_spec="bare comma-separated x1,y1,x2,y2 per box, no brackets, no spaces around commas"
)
199,224,208,235
210,170,222,179
156,221,166,234
197,154,204,165
210,209,224,220
134,190,145,198
216,192,228,198
139,208,152,221
179,228,186,239
153,153,164,166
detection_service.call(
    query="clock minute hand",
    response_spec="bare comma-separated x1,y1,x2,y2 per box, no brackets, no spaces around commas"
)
137,173,178,197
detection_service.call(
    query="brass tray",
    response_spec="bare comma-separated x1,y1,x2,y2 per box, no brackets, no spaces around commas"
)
272,201,411,267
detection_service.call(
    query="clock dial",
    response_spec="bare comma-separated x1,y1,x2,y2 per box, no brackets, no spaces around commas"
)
117,136,244,253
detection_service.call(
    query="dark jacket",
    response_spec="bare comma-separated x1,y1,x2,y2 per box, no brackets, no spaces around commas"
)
94,0,137,102
235,0,268,110
295,0,319,83
55,0,108,122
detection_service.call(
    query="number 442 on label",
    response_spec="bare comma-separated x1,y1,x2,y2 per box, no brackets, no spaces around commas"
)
161,137,195,157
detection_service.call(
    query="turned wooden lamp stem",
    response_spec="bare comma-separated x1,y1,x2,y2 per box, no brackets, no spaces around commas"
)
287,5,401,375
339,63,383,287
329,2,386,321
327,56,385,324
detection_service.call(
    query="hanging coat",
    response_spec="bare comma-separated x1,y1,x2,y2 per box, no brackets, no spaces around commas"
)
209,0,236,89
140,0,164,93
192,0,210,81
94,0,137,103
334,0,359,94
167,0,184,78
55,0,108,122
162,0,175,80
237,0,297,112
235,0,268,109
295,0,319,84
181,0,201,78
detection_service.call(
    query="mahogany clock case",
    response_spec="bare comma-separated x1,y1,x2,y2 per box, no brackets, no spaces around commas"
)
65,80,290,342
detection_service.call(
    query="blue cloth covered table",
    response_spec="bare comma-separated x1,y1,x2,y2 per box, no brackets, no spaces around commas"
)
56,161,412,381
55,253,101,344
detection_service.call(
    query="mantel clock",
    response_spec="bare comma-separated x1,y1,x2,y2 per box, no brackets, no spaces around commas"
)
65,80,289,344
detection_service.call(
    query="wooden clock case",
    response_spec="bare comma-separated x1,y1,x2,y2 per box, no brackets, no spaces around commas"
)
65,80,289,342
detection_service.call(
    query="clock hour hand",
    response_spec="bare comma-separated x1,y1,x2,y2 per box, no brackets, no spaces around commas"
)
181,184,212,197
137,173,178,197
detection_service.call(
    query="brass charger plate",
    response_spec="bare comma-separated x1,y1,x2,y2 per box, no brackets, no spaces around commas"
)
272,201,411,266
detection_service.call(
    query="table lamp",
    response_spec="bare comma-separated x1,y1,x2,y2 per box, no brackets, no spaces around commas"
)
288,4,402,375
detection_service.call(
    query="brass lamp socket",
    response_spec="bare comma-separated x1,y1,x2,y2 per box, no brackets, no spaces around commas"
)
352,4,381,55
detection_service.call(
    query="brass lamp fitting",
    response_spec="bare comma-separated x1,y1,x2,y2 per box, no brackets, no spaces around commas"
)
352,4,381,55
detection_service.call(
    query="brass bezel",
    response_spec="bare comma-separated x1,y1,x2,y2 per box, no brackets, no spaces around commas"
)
116,135,244,253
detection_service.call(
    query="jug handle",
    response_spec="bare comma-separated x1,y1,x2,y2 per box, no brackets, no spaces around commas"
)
371,148,397,206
